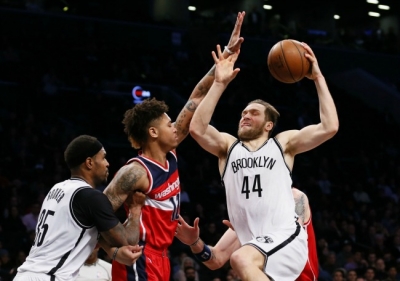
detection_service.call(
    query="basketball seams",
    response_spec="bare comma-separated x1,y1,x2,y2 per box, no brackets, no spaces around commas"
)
268,45,286,83
281,40,296,83
289,40,304,81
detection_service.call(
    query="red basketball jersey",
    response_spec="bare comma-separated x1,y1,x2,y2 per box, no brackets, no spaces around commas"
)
112,151,180,281
297,212,319,281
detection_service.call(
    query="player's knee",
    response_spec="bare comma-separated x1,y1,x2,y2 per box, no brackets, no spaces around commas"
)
230,250,249,271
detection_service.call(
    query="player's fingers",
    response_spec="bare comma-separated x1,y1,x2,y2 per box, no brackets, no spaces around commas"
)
216,45,223,59
212,51,218,63
223,219,235,230
193,217,200,229
232,68,241,78
301,42,315,57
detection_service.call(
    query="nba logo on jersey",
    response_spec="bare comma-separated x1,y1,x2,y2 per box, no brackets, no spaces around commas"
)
256,236,274,243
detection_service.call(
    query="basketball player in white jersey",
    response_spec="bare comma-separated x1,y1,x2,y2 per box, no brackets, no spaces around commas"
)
186,43,338,280
175,187,319,281
14,135,144,281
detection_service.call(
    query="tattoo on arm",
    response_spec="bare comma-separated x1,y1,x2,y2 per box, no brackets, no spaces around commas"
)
185,100,197,112
101,223,129,247
104,188,125,212
294,194,306,222
192,65,216,99
104,164,146,211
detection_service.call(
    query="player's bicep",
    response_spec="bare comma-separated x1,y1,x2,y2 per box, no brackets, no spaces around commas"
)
104,163,148,211
191,125,233,157
279,125,328,156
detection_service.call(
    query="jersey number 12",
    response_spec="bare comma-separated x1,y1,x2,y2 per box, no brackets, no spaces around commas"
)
241,174,262,199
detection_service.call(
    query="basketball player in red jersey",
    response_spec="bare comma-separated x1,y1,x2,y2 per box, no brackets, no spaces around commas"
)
103,11,247,281
175,187,319,281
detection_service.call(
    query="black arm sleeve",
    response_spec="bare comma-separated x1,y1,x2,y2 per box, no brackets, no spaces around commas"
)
72,188,120,232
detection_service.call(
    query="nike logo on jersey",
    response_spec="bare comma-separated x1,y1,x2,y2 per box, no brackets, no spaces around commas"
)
231,156,276,173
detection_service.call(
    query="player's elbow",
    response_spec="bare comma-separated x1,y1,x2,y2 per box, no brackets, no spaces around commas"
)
326,121,339,138
189,122,205,138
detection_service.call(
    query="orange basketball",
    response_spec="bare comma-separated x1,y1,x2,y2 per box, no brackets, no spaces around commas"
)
267,39,311,84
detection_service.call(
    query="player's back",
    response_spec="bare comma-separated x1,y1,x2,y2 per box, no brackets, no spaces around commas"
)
16,178,98,281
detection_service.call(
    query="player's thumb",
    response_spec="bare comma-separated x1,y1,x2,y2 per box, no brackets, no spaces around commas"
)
222,220,235,231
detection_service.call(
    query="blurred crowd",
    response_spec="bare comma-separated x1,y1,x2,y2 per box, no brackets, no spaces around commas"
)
1,2,400,281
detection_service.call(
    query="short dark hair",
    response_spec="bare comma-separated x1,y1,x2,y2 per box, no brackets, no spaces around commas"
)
122,98,169,148
64,135,103,169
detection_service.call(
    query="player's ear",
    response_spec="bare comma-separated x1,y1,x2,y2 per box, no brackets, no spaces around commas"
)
264,121,273,132
84,157,94,170
149,127,158,138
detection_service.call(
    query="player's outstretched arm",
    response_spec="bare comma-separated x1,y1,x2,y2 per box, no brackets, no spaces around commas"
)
175,215,240,270
103,162,148,212
189,45,240,157
174,11,245,145
279,43,338,157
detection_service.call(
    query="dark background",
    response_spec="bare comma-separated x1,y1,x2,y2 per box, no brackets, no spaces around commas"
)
0,0,400,280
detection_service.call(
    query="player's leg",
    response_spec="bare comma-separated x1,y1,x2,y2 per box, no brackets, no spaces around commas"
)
229,245,270,281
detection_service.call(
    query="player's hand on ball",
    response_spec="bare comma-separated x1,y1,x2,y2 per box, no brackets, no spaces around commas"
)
302,42,323,81
212,45,241,86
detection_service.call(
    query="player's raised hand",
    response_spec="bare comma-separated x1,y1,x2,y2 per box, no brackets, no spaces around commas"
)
212,45,240,85
224,11,245,57
302,42,323,81
175,215,200,246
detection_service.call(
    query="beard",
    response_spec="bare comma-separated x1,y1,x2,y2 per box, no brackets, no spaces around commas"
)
237,122,266,141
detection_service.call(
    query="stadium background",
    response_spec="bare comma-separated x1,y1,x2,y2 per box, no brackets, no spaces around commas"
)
0,0,400,280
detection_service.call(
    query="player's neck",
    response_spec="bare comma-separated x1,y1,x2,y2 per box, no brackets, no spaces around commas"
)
241,136,269,151
70,172,95,188
140,146,168,165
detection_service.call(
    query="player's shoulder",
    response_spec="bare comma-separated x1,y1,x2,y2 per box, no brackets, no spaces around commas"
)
222,132,238,148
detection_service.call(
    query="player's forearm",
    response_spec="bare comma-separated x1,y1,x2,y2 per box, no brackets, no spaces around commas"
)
124,207,141,245
188,50,231,101
314,76,339,135
98,236,117,258
190,82,227,135
190,239,225,270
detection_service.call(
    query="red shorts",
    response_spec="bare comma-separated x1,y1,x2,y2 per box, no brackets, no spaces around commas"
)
296,259,318,281
112,246,170,281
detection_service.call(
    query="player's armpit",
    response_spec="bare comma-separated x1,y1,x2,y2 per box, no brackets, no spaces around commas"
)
103,162,148,212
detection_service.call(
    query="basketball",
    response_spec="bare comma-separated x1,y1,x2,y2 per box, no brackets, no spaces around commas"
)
267,39,311,84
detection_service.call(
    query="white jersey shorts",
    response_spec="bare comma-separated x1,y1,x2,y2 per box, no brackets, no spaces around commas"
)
245,222,308,281
14,272,52,281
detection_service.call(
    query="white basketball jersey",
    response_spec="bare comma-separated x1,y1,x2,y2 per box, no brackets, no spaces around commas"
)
17,178,99,281
222,138,297,245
